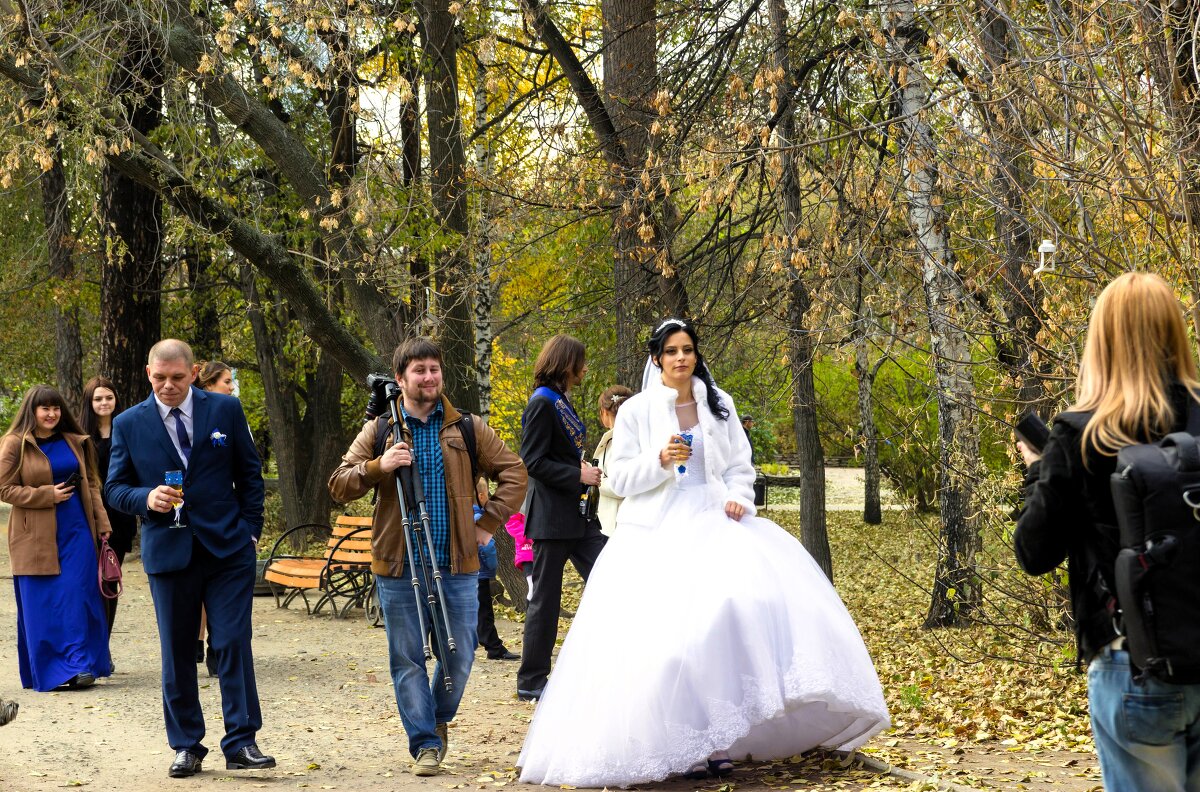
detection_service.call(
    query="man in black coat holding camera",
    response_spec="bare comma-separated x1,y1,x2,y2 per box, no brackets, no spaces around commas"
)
516,335,607,701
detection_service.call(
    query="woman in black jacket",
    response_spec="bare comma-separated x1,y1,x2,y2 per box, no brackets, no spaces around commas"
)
1015,271,1200,791
515,334,607,701
81,376,137,635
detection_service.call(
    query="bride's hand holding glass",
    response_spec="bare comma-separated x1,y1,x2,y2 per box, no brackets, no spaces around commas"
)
659,435,691,468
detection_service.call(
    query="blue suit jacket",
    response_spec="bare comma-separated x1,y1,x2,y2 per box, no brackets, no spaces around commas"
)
105,387,265,575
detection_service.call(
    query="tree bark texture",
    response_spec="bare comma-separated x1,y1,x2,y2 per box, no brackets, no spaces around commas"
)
854,320,883,525
1137,0,1200,331
415,0,479,412
885,0,982,628
977,2,1045,413
183,245,222,361
473,11,497,421
769,0,831,579
521,0,688,387
40,134,84,415
99,43,164,409
242,267,341,530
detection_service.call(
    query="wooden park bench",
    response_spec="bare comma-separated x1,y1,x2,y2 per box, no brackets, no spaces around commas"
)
262,515,375,618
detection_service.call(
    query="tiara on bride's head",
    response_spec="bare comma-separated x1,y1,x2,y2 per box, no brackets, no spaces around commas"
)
654,318,687,333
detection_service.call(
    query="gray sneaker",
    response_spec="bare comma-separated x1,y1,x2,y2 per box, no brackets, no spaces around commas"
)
435,722,449,762
412,747,441,777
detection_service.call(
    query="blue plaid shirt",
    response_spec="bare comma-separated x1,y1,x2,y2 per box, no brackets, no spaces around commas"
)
401,401,451,568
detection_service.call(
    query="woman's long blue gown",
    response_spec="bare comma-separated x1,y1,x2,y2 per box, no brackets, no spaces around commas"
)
14,436,111,691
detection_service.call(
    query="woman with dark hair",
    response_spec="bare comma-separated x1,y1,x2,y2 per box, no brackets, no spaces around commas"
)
519,320,889,786
0,385,113,691
515,334,608,702
81,376,138,634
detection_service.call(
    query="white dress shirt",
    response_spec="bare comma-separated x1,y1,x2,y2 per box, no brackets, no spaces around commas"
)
155,388,195,469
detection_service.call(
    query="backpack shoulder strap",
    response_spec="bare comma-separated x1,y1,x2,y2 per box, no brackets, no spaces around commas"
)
372,415,393,460
457,411,479,484
1186,396,1200,436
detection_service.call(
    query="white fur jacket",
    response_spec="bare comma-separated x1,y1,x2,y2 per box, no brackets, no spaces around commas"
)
608,375,757,528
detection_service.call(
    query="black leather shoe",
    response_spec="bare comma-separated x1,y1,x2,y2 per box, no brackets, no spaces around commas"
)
168,750,202,778
226,743,276,770
55,673,96,691
516,688,544,702
487,649,519,661
205,644,218,678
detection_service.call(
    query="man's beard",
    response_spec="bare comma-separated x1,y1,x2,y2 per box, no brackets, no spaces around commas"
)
405,385,443,406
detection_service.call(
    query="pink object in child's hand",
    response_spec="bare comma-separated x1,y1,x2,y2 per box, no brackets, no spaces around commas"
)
505,512,535,567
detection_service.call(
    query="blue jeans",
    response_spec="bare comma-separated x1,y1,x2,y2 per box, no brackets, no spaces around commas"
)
375,568,479,758
1089,646,1200,791
478,539,498,580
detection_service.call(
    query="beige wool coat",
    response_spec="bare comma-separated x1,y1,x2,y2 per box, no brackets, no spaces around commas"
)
0,432,111,575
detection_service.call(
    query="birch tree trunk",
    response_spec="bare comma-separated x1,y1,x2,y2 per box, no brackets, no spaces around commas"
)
884,0,982,627
473,12,497,420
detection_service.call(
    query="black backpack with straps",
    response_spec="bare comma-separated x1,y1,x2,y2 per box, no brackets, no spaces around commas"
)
1109,399,1200,682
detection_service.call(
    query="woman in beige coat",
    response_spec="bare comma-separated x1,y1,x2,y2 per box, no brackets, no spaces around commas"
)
0,385,111,691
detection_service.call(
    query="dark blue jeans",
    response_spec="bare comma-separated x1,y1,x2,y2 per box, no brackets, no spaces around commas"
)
375,568,478,757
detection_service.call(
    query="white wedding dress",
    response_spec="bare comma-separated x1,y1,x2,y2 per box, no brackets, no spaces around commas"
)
518,427,890,787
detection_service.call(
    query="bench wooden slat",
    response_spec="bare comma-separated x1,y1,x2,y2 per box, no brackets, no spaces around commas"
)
265,517,376,617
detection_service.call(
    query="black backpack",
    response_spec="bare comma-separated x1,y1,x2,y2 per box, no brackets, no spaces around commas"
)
1110,402,1200,682
373,411,479,483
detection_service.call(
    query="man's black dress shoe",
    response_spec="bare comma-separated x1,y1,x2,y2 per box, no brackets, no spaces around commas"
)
516,688,544,702
168,749,202,778
487,649,519,661
226,743,276,770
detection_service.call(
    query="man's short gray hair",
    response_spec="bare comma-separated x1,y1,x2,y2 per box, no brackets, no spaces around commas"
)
148,339,194,367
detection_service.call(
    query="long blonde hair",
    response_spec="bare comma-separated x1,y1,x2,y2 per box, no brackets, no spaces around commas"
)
1075,272,1200,454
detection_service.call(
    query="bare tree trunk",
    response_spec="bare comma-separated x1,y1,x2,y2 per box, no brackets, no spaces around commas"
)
1137,0,1200,322
768,0,830,578
183,245,222,361
99,43,164,408
853,308,882,525
415,0,478,412
241,267,340,529
520,0,688,387
977,1,1045,412
884,0,981,628
40,134,83,414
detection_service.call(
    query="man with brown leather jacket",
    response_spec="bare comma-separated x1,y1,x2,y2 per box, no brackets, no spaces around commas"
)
328,336,526,778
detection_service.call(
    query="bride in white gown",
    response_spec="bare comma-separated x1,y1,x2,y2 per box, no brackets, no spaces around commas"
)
518,319,890,788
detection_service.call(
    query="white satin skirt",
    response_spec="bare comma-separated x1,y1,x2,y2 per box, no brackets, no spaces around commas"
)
517,494,890,787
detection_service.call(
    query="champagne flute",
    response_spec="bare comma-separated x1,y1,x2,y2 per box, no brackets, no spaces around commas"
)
164,469,184,527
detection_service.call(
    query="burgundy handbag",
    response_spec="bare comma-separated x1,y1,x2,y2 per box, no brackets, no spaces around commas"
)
98,536,122,600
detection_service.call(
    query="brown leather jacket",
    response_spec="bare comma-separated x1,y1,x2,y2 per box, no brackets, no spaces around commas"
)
327,396,527,576
0,432,112,575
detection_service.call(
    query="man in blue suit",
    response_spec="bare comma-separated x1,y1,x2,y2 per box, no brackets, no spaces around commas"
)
106,339,272,778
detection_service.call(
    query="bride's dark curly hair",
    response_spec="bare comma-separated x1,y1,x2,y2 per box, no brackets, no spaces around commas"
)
648,319,729,421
